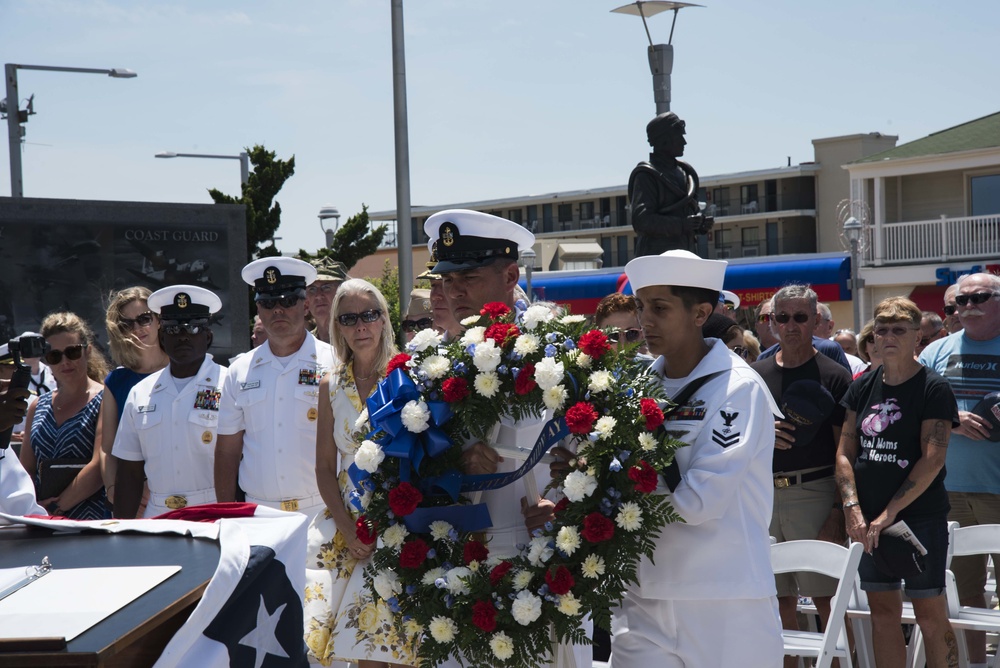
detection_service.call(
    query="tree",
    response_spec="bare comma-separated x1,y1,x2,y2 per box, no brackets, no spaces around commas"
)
298,205,387,270
209,145,295,262
367,260,402,347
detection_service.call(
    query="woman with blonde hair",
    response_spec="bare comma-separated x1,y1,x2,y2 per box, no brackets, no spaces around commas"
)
99,287,169,506
304,278,415,667
20,311,111,519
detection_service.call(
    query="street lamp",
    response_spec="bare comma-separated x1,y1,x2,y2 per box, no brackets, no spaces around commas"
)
318,204,341,248
5,63,137,197
519,247,537,303
611,1,704,114
155,151,250,186
843,216,865,332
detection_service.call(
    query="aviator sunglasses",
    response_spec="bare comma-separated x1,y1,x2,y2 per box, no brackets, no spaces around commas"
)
162,319,210,336
773,312,811,325
338,309,382,327
608,328,643,344
401,317,433,333
44,343,86,366
256,295,303,310
955,291,998,307
119,311,156,332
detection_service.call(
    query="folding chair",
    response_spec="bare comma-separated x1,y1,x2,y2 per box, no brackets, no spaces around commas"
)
944,522,1000,667
771,540,863,668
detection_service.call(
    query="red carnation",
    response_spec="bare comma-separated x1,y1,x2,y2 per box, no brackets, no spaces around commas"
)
514,363,538,395
545,566,575,595
480,302,511,319
442,376,470,403
628,460,658,494
485,322,520,347
489,560,513,586
471,600,498,632
578,330,612,359
640,398,665,430
387,353,412,375
356,516,377,545
464,540,489,565
565,401,599,434
388,482,423,517
553,497,570,514
399,538,430,569
581,512,615,543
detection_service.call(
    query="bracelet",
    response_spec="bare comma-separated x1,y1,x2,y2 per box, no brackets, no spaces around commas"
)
843,501,860,509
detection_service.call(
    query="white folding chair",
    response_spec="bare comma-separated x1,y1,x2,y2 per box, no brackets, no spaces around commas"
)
772,540,864,668
944,522,1000,667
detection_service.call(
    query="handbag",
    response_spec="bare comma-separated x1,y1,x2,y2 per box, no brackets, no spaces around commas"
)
38,457,88,500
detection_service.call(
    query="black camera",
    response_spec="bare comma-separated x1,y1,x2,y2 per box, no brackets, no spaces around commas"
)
8,334,48,362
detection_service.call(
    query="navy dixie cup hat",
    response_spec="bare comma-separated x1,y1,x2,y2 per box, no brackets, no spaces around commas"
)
873,534,926,579
971,391,1000,442
780,379,836,446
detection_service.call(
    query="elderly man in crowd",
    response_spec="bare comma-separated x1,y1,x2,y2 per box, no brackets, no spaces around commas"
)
305,257,349,343
756,298,780,350
919,272,1000,667
916,311,948,356
943,283,962,334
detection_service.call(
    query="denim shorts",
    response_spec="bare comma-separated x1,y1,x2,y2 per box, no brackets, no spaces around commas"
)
858,514,948,599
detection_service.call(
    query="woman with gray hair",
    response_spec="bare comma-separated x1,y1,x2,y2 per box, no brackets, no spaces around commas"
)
304,279,415,667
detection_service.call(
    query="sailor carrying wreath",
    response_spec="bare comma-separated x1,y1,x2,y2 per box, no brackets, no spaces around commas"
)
346,299,687,668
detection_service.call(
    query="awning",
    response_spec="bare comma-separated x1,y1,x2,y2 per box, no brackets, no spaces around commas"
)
557,242,605,260
908,284,947,316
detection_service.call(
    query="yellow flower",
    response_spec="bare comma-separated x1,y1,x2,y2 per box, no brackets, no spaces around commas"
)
332,530,347,551
304,583,326,603
305,625,332,662
357,603,380,634
558,592,582,616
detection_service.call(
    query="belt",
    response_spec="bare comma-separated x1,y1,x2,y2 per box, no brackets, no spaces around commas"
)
246,492,324,513
773,466,835,489
150,489,216,510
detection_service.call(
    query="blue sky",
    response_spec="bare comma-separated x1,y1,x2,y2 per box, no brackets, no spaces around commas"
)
3,0,999,255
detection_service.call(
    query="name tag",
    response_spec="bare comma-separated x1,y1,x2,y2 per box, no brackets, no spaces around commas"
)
241,380,261,391
138,404,157,414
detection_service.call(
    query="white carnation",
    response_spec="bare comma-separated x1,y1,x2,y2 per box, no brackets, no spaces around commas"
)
512,333,540,356
429,520,454,542
511,590,542,626
594,416,617,439
542,385,568,410
588,370,614,393
555,525,581,556
560,314,585,324
461,315,481,327
421,567,446,586
400,400,431,433
527,535,554,567
563,471,598,502
512,569,533,591
474,372,500,398
638,432,657,451
408,328,443,353
616,501,643,532
460,326,486,346
382,523,409,549
557,592,582,616
490,631,515,661
429,616,458,643
420,355,450,380
354,407,370,432
473,339,501,372
581,554,606,579
373,569,401,600
534,357,565,391
354,440,385,473
575,352,592,369
445,566,472,595
521,304,554,330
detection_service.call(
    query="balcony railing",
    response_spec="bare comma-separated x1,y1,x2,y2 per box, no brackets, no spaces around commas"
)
875,213,1000,266
706,193,816,217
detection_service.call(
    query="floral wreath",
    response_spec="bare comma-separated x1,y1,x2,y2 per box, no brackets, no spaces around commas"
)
349,301,685,667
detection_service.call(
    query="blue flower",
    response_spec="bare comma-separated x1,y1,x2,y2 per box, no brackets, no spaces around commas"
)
609,458,622,472
465,344,476,355
453,361,466,373
515,298,528,311
588,432,599,442
445,594,455,609
435,577,448,589
563,339,576,350
545,344,558,357
498,365,508,375
442,561,454,570
626,387,635,397
388,596,401,613
387,511,395,519
427,548,437,559
619,449,632,460
405,585,417,594
447,529,459,541
544,521,554,532
511,367,521,379
546,333,558,343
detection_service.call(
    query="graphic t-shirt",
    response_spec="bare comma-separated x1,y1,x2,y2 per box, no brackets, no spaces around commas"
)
842,367,958,520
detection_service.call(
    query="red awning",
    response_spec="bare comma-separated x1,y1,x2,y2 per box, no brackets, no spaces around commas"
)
908,284,947,316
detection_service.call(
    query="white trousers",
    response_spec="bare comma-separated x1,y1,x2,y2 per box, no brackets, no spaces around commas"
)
610,594,782,667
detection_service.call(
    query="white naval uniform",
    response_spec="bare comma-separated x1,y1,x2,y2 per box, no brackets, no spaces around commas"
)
217,332,334,515
610,339,783,667
0,446,45,516
112,355,225,518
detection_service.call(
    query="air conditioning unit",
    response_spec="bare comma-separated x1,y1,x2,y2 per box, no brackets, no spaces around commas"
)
742,246,759,257
716,248,732,259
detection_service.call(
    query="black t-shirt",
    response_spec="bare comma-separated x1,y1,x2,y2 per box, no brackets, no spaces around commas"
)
841,366,958,521
753,353,853,473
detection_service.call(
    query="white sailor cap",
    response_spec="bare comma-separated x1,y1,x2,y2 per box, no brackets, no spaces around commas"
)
720,289,741,309
148,285,222,320
241,257,317,298
424,209,535,274
625,250,728,293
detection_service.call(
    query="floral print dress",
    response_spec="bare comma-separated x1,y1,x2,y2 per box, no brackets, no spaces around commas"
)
304,362,418,666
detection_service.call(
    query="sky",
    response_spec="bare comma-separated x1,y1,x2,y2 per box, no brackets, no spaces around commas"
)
3,0,1000,256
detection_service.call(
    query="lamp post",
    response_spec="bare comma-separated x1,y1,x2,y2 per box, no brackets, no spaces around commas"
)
155,151,250,186
610,1,704,114
520,247,537,303
391,0,414,322
318,204,341,249
843,216,864,332
5,63,137,197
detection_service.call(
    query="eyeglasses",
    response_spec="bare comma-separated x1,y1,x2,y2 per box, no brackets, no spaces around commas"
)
874,325,916,338
608,328,643,344
338,309,382,327
256,295,303,310
43,343,86,365
955,291,998,307
943,304,957,316
401,317,433,333
306,283,337,296
119,311,155,332
731,346,750,359
918,329,943,346
757,313,772,323
774,312,811,325
162,319,210,336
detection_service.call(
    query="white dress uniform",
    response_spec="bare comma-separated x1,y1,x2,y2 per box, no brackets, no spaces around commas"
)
0,446,46,516
218,332,335,515
112,354,226,517
610,339,784,667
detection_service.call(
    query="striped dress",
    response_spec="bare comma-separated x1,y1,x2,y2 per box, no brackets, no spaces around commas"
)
30,390,109,520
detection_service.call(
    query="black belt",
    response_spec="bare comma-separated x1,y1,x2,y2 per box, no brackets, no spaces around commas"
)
773,466,834,489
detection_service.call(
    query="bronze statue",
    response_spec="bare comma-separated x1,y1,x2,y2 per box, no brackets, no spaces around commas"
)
628,112,713,257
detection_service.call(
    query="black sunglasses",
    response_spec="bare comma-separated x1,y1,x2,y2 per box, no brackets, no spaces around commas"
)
608,328,643,344
119,311,156,332
774,312,811,325
162,319,210,336
257,295,303,310
338,309,382,327
401,317,433,333
955,291,998,307
44,343,86,365
732,345,750,359
943,304,957,316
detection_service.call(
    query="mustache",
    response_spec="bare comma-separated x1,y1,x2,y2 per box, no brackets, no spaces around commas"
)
961,309,986,317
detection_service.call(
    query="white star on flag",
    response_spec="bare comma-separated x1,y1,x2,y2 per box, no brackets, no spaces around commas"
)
239,596,290,668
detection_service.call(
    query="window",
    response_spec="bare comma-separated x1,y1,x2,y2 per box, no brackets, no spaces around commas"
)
558,204,573,223
599,197,611,216
766,222,779,255
971,174,1000,216
542,204,554,233
712,187,730,216
715,227,733,248
507,209,523,224
741,227,760,245
617,235,629,265
579,201,595,222
741,184,759,205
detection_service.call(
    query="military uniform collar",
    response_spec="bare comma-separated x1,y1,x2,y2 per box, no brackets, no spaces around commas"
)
252,331,321,368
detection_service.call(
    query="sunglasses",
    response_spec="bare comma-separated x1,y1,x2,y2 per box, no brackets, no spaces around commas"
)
338,309,382,327
955,291,998,307
731,345,750,359
918,330,943,346
257,295,303,310
119,311,156,332
608,328,643,344
874,325,915,338
774,312,811,325
162,319,210,336
757,313,773,323
306,283,337,296
943,304,957,316
44,343,86,366
401,317,433,333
